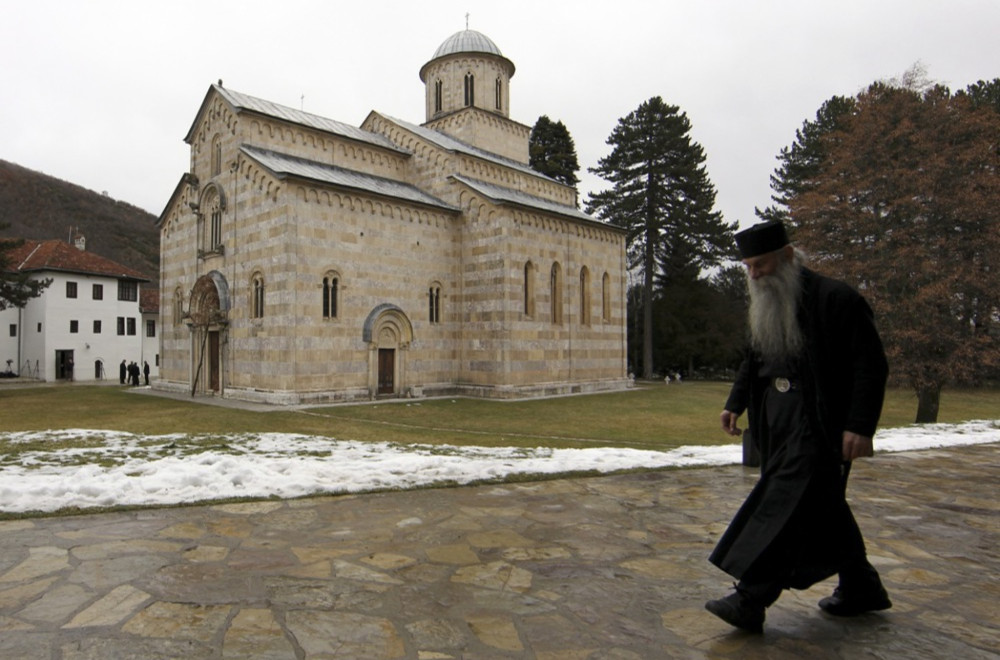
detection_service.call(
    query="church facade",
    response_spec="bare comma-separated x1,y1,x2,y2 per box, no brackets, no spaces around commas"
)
156,29,629,404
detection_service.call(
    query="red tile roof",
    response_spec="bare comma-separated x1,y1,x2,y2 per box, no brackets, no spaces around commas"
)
3,239,150,281
140,287,160,313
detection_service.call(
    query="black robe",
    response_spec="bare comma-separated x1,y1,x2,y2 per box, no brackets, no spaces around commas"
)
709,267,888,589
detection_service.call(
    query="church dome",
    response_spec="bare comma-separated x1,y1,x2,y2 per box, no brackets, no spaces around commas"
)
432,29,504,59
421,29,515,81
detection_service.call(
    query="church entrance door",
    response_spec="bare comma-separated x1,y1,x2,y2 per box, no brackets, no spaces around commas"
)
208,331,220,392
378,349,395,395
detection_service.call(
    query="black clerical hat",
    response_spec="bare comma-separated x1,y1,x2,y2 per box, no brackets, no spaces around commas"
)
735,221,789,258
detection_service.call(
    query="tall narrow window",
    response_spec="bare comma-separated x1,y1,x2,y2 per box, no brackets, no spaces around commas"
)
323,275,339,319
523,261,535,317
69,320,79,334
93,320,102,334
210,207,222,249
117,317,125,335
146,320,156,337
579,267,591,326
66,281,78,299
464,72,475,106
602,272,611,322
495,77,502,110
434,79,443,113
252,274,265,319
127,318,136,336
211,134,222,176
550,263,563,325
428,285,441,324
200,186,225,254
174,287,184,324
92,283,103,300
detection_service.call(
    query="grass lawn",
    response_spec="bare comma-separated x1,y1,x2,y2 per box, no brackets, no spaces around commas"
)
1,381,996,454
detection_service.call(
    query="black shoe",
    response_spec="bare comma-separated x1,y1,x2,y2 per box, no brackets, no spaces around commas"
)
705,588,765,633
818,585,892,616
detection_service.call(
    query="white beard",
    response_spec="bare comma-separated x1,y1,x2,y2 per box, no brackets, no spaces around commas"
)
747,252,804,363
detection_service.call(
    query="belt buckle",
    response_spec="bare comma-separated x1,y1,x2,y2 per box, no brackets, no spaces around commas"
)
774,377,791,393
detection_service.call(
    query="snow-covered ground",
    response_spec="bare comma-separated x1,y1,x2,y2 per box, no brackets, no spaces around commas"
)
1,421,997,514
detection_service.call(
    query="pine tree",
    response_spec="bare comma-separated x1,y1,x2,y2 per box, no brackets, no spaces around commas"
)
528,116,581,187
586,97,735,378
0,229,51,311
756,95,854,225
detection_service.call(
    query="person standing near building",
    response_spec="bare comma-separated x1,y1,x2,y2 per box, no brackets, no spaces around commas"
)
143,360,150,386
705,220,892,633
120,359,127,385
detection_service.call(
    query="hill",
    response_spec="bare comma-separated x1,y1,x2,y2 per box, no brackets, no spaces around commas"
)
0,159,159,283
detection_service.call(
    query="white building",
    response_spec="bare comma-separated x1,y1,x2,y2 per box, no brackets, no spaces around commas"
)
1,238,156,383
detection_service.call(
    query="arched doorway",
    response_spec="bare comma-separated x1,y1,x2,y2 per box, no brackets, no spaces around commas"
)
362,304,413,398
188,271,230,396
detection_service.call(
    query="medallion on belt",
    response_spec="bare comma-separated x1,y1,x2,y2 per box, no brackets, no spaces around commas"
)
774,377,791,393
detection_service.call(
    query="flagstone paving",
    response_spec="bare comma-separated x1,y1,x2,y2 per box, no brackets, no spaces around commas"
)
0,443,997,659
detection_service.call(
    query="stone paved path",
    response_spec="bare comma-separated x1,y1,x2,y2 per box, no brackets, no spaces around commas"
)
1,443,997,659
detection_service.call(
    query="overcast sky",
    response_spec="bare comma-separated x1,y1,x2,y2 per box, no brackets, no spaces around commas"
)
2,0,998,230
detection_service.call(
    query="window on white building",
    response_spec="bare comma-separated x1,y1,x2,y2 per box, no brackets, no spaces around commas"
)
118,281,138,302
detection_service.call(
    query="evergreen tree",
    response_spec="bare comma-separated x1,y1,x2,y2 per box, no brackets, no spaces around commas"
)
756,95,854,225
958,78,1000,113
0,229,51,311
587,97,735,378
786,77,1000,422
528,116,580,187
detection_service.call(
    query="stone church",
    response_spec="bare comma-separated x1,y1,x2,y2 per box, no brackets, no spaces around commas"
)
156,29,629,404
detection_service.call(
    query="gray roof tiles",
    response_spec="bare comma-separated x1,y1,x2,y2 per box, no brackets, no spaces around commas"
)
208,85,405,153
241,145,457,211
451,175,600,225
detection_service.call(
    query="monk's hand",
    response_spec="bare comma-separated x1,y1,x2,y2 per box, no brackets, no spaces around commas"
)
842,431,874,461
720,410,742,436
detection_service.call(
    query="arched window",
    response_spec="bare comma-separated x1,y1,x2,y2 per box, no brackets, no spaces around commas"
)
579,267,591,326
211,134,222,177
199,185,225,255
210,207,222,250
550,263,563,325
602,272,612,322
434,79,443,113
428,283,441,324
174,287,184,324
495,77,502,110
464,72,475,107
251,273,265,319
523,261,535,317
322,273,339,319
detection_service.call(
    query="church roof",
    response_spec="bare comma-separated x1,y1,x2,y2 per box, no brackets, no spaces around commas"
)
186,85,406,154
378,113,541,181
241,146,458,212
422,29,515,79
432,29,504,59
451,175,615,228
4,239,150,280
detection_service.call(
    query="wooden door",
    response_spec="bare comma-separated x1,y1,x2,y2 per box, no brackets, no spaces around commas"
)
377,348,395,395
208,331,220,391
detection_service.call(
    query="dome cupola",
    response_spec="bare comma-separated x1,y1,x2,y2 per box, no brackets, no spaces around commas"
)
420,29,515,122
